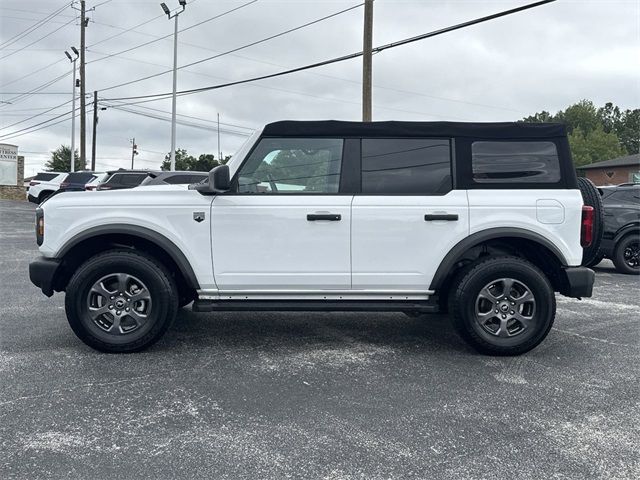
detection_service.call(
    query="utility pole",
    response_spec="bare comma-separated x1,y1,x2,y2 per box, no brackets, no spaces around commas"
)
362,0,373,122
79,1,87,168
65,48,79,172
91,90,97,170
130,138,138,169
161,0,187,171
217,113,221,162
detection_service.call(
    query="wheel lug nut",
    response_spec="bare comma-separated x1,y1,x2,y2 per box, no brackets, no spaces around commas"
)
108,305,113,309
495,309,499,313
502,314,507,319
116,310,121,315
510,310,515,315
110,296,114,300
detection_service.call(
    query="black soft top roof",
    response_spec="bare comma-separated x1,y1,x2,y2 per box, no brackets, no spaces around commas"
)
262,120,567,139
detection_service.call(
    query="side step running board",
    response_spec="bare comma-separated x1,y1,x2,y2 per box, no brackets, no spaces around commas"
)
192,300,439,313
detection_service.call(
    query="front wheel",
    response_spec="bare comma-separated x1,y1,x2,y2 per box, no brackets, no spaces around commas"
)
448,256,556,356
65,250,178,353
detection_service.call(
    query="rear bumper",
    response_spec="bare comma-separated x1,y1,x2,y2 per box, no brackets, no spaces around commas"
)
562,266,595,298
27,194,38,203
29,256,62,297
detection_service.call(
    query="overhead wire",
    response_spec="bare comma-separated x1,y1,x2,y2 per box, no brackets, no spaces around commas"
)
97,2,363,92
0,1,72,51
101,0,555,104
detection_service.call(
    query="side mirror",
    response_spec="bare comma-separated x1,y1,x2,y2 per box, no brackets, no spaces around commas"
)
190,164,230,194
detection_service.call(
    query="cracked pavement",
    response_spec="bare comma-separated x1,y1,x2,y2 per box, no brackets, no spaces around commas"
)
1,199,639,479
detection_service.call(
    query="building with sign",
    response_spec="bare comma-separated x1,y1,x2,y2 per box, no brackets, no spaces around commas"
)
0,143,25,200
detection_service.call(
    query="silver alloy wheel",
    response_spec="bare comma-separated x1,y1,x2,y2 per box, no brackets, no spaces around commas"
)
623,241,640,269
86,273,152,335
474,278,536,338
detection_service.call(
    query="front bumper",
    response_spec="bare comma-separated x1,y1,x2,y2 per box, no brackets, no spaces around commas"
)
562,266,595,298
29,256,62,297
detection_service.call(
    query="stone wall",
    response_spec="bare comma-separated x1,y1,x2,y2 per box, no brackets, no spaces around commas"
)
0,155,25,201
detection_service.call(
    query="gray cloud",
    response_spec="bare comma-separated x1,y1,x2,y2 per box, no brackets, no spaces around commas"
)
0,0,638,177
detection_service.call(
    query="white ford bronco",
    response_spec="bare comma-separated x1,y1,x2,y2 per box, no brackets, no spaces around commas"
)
29,121,597,355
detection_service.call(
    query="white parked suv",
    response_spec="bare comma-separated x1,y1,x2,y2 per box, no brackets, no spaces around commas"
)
29,121,597,355
27,172,67,204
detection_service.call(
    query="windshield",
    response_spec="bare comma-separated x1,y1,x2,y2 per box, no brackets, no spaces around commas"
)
226,128,262,177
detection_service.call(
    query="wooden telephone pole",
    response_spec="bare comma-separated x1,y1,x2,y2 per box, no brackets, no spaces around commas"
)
91,91,97,171
362,0,373,122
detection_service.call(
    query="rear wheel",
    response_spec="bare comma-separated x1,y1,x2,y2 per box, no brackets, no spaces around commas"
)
584,249,605,268
577,177,604,266
448,256,555,356
612,234,640,275
65,250,178,353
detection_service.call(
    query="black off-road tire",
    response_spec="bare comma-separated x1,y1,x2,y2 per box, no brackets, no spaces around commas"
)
65,249,178,353
584,249,605,268
612,234,640,275
448,256,556,356
577,177,604,266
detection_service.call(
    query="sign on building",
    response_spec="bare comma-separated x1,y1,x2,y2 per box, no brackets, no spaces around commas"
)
0,143,19,186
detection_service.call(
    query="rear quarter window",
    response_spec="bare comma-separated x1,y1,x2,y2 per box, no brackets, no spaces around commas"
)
33,173,58,181
471,141,561,184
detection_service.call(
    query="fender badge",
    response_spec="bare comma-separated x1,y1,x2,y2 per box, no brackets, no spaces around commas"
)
193,212,205,223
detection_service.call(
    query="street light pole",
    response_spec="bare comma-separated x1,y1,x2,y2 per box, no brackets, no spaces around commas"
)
65,48,80,172
161,0,187,171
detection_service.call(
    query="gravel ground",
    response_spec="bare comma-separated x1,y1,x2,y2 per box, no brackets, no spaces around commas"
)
1,199,638,479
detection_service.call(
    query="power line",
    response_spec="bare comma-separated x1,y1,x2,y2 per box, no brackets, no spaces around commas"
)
104,100,256,130
104,103,253,136
0,1,71,51
0,99,72,131
0,59,65,89
102,0,555,104
86,0,258,66
98,2,363,93
0,17,76,62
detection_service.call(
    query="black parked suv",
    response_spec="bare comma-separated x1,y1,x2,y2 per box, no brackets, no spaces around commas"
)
97,170,155,191
591,184,640,274
138,170,208,186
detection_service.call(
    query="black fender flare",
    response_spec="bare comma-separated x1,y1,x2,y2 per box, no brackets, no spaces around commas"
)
57,224,200,289
613,223,640,245
428,227,569,291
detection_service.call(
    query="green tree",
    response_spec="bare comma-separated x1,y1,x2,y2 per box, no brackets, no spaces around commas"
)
160,149,195,171
44,145,83,172
161,149,229,171
522,100,638,165
568,126,626,166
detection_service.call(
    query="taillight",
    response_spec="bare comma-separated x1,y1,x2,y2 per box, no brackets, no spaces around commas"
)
30,181,40,186
35,209,44,246
581,205,594,248
86,185,96,191
60,182,69,188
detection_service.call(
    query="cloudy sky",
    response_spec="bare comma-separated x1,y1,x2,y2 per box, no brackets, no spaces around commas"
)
0,0,638,177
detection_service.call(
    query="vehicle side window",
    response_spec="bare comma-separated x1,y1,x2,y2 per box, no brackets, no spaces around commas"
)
471,141,560,184
361,138,451,194
164,175,191,185
34,173,57,181
112,174,146,186
236,138,343,194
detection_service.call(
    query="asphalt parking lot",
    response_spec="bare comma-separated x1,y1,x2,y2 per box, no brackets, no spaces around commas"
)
0,198,638,479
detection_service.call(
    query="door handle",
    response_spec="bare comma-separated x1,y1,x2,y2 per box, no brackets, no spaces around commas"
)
307,213,341,221
424,213,458,221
